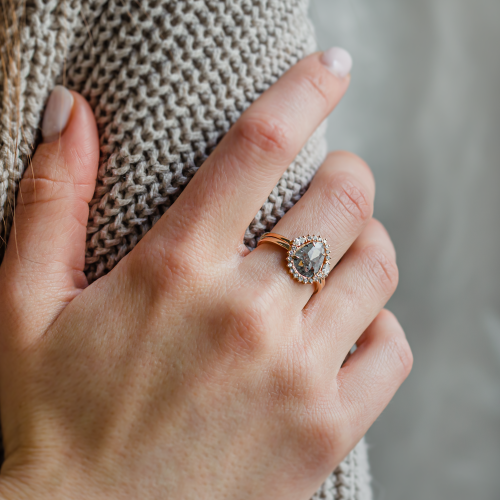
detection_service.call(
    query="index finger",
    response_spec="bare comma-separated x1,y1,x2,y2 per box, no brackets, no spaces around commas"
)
150,48,353,259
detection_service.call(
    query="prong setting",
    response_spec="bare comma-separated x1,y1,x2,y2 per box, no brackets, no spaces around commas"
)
287,235,332,284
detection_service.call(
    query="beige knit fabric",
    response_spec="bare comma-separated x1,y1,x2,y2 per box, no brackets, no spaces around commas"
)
0,1,371,498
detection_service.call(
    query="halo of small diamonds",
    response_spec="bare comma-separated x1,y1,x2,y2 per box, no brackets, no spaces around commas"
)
287,235,332,284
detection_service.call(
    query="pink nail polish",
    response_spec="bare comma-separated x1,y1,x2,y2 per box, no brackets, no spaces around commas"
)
42,86,74,143
321,47,353,79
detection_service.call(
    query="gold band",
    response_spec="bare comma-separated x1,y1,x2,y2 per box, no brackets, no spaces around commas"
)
258,232,331,295
257,232,292,251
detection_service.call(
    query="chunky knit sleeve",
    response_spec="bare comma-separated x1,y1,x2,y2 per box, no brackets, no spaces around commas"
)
0,1,371,498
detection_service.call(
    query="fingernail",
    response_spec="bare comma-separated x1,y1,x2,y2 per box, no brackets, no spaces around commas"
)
321,47,353,79
42,86,74,143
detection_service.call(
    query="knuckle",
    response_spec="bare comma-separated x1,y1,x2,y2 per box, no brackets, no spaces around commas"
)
327,175,373,226
360,244,399,294
216,290,275,358
266,349,344,463
301,71,331,107
290,419,337,467
268,344,315,403
17,178,89,231
386,333,414,380
130,235,200,295
18,177,67,207
304,410,342,462
18,143,95,208
235,114,293,157
286,386,343,464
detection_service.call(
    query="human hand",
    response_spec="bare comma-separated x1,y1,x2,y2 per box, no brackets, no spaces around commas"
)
0,49,412,500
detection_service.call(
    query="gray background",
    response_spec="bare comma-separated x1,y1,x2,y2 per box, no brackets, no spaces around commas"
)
310,0,500,499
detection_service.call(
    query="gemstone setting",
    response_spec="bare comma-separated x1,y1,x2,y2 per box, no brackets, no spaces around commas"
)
287,235,332,284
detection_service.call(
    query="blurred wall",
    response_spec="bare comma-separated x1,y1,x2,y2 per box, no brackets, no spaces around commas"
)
310,0,500,498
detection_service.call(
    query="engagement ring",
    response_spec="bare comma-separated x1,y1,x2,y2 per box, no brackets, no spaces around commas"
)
257,233,332,294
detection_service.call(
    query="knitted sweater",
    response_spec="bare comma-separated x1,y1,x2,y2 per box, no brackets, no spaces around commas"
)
0,1,372,498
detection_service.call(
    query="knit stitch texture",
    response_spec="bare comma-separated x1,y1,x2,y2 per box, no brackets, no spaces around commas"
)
0,1,371,498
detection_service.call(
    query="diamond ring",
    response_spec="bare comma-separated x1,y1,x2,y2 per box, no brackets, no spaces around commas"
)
257,233,332,294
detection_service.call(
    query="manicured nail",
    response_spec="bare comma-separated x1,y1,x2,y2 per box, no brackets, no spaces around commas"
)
321,47,353,79
42,85,74,143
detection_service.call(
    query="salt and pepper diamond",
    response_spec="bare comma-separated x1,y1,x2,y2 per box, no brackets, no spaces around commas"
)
287,235,332,284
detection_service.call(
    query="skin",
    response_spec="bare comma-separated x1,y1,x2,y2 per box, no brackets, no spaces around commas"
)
0,53,412,499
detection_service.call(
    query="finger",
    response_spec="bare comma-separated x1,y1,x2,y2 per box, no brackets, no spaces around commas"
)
148,48,353,257
1,86,99,333
305,219,399,367
243,151,374,309
336,310,413,448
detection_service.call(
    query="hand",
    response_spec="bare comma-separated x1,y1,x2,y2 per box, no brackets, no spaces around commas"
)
0,50,412,500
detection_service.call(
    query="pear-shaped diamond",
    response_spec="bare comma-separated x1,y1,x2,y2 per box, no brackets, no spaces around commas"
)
292,242,325,279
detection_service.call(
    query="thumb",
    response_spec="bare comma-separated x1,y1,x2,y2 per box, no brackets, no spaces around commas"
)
1,86,99,332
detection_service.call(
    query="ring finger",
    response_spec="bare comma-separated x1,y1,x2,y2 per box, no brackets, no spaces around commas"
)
242,151,375,309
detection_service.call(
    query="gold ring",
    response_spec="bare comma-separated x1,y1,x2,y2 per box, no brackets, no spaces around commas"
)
257,233,332,294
